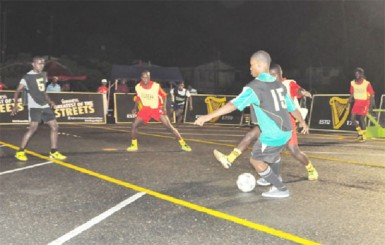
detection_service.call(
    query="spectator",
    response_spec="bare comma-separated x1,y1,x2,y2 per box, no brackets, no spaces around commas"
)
61,82,71,92
46,76,61,92
170,81,193,124
187,85,198,94
115,79,129,93
98,79,109,115
0,76,8,90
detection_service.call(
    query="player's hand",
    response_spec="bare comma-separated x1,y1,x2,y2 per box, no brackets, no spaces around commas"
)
302,91,312,98
194,115,211,126
299,122,309,134
11,105,18,116
49,101,56,108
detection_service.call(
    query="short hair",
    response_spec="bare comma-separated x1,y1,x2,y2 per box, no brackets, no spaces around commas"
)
270,64,282,73
141,70,150,76
355,67,364,74
250,50,271,66
178,81,185,85
32,56,44,62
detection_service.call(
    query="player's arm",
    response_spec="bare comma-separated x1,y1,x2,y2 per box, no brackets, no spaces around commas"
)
297,88,312,98
11,83,26,116
132,96,139,114
285,93,309,134
44,92,55,108
349,85,354,103
194,102,237,126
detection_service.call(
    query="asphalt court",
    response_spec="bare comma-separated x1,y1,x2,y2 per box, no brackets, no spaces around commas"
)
1,123,385,245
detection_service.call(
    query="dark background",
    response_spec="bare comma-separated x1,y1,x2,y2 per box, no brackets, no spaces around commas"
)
1,0,384,100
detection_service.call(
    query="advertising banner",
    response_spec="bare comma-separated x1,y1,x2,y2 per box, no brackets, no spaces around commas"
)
184,94,243,125
114,93,137,123
0,90,29,124
309,94,355,131
0,91,106,124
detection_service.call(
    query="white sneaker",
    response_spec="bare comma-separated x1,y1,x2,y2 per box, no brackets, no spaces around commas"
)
262,186,289,198
213,149,232,169
256,176,282,186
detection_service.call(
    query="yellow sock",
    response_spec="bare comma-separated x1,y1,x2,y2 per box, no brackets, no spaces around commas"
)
131,139,138,146
356,126,362,135
305,162,315,171
361,130,367,139
178,139,186,145
227,148,242,163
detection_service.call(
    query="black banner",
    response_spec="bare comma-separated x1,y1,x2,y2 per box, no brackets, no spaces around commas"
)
0,91,106,124
184,94,243,125
114,93,137,123
0,91,29,124
309,94,355,131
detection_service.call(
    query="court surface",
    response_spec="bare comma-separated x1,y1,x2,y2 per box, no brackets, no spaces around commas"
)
1,123,385,245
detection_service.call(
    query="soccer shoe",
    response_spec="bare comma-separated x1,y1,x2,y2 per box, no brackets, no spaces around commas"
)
15,151,28,161
213,149,232,169
357,135,366,143
307,168,319,180
126,144,138,152
49,151,67,160
262,186,289,198
256,176,282,186
181,143,192,152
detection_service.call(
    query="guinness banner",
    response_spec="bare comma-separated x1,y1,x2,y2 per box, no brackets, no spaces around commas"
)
0,91,29,124
0,91,106,124
114,93,136,123
184,94,243,125
309,94,355,131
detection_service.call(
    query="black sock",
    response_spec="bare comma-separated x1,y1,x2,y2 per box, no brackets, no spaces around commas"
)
51,149,57,153
259,166,287,191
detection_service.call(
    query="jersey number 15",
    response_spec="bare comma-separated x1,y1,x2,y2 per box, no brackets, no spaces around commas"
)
270,88,287,111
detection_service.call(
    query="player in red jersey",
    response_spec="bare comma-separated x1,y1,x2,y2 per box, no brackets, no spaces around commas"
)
126,70,191,152
349,67,375,142
213,64,318,182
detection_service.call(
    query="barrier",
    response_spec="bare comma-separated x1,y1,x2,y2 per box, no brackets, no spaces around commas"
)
114,93,136,123
309,94,354,132
0,91,106,124
184,94,243,125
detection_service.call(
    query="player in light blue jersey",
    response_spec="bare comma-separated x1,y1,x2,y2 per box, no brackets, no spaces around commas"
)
195,50,309,198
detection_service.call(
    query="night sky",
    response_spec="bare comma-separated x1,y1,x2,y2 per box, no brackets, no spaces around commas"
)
1,0,384,94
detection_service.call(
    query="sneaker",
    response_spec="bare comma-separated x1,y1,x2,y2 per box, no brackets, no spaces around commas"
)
256,176,282,186
15,151,28,161
126,144,138,152
262,186,290,198
50,151,67,160
181,143,192,152
213,149,231,169
357,135,366,143
308,168,319,180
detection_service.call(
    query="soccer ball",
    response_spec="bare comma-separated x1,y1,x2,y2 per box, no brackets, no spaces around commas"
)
236,173,256,192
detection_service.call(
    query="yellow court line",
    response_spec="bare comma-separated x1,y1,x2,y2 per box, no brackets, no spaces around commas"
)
0,141,320,245
80,125,385,169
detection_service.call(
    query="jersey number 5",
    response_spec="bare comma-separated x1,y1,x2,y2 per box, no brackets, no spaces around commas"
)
271,88,287,111
36,77,45,92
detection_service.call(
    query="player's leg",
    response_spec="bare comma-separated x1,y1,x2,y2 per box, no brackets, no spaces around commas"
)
46,118,67,160
15,121,39,161
351,110,364,141
358,115,367,141
214,126,261,168
127,117,144,151
159,114,191,152
250,141,289,198
175,108,184,124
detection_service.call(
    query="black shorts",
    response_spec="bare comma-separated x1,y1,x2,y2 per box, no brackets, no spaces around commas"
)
29,108,56,122
251,140,285,164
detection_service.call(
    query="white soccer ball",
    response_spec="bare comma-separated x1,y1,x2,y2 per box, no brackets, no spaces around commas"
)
236,173,256,192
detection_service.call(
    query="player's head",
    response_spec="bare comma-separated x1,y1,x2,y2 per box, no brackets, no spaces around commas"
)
354,67,365,80
52,76,59,83
250,50,271,78
32,56,45,73
269,64,283,81
141,70,151,84
177,81,185,90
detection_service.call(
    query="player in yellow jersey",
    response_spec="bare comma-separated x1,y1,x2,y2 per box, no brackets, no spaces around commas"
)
127,70,191,152
349,68,375,142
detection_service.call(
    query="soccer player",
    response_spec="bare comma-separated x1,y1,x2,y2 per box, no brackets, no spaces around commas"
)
170,81,193,124
195,51,309,198
11,56,67,161
349,67,375,142
127,70,191,152
213,64,318,182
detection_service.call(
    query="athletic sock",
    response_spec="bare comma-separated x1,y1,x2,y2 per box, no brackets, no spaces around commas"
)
356,126,362,135
178,139,186,145
131,139,138,146
227,148,242,163
270,158,281,176
361,130,367,139
305,162,315,172
51,149,57,153
258,166,287,191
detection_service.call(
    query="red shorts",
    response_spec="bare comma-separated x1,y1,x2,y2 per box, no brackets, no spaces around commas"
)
351,103,369,115
137,107,164,124
287,117,298,146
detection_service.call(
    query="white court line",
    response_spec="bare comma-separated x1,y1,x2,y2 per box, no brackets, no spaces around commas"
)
48,192,146,245
0,145,6,148
304,151,385,157
0,161,53,176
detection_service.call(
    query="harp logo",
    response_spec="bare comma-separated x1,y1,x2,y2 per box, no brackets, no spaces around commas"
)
204,96,227,123
329,97,351,129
